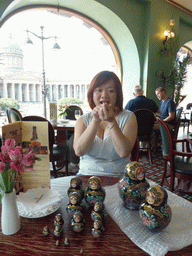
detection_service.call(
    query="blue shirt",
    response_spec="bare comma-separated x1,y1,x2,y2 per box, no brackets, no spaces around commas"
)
125,95,159,113
160,97,176,121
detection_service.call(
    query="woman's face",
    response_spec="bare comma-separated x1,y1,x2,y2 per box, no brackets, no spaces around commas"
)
93,80,117,108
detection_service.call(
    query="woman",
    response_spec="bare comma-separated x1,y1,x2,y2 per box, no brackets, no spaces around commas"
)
73,71,137,177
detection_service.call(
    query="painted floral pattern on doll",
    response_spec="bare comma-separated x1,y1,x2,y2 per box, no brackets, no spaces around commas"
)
118,161,150,210
139,185,172,231
84,176,105,207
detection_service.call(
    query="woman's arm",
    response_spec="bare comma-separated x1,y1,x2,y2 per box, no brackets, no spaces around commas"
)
108,113,137,158
73,116,100,156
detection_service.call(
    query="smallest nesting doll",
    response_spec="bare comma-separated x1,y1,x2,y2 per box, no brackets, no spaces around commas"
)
66,191,83,216
67,176,84,200
91,220,104,238
91,202,107,222
54,213,64,230
71,211,85,233
84,176,105,207
139,185,172,231
118,161,150,210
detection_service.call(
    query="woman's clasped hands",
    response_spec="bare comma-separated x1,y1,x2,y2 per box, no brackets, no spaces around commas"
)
92,103,116,123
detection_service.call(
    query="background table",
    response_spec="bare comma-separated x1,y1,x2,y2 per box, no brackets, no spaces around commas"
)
53,120,76,146
0,176,192,255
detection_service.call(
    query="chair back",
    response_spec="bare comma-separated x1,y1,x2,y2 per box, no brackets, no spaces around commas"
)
186,103,192,110
65,105,83,120
172,107,183,140
130,137,139,162
175,107,183,121
156,117,173,156
6,108,22,123
22,116,54,149
134,109,155,138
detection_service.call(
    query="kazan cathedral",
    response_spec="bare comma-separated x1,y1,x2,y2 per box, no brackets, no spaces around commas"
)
0,36,88,113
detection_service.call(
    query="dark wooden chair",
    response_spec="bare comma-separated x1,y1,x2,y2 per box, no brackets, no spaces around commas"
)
64,105,83,141
153,107,183,153
65,105,83,120
134,109,155,164
6,108,22,123
171,107,183,140
180,103,192,133
130,137,139,162
22,115,69,178
156,117,192,194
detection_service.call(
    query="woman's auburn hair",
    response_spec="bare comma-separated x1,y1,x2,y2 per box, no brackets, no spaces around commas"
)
87,71,123,111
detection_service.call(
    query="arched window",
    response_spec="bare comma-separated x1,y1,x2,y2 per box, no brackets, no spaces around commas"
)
0,6,122,116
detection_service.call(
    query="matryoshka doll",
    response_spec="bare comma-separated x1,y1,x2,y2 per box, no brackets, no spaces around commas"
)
118,161,150,210
54,213,64,230
91,220,104,238
66,191,83,216
71,211,85,233
139,185,172,231
67,177,84,200
84,176,105,207
91,202,107,222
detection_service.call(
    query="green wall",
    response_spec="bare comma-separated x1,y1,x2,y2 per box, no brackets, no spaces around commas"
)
1,0,192,105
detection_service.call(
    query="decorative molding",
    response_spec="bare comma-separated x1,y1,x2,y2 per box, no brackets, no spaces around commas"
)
166,0,192,15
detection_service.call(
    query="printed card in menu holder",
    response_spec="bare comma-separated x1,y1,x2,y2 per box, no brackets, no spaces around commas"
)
50,103,57,124
2,121,50,192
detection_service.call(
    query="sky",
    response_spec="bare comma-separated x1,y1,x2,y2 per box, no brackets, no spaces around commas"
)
0,9,116,81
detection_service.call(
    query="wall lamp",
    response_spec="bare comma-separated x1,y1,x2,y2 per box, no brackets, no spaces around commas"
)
163,19,175,45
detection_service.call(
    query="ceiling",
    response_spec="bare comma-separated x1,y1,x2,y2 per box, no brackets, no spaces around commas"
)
167,0,192,14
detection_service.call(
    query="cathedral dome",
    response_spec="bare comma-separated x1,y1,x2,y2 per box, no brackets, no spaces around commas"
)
0,34,23,55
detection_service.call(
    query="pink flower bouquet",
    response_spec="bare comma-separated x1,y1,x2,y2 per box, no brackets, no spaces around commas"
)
0,139,40,200
58,103,70,117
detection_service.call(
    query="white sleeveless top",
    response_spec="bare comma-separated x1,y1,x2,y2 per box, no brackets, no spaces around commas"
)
77,110,133,178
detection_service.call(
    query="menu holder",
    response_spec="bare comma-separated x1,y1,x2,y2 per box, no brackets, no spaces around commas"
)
2,121,50,193
50,103,57,124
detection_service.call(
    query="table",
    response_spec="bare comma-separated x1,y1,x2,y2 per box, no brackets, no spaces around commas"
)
0,176,192,255
53,120,76,146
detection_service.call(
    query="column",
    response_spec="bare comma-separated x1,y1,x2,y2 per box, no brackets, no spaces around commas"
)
4,81,8,98
19,83,22,101
26,83,30,102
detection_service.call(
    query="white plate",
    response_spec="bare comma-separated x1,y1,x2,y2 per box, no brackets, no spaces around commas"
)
59,120,69,123
16,187,62,219
18,200,61,218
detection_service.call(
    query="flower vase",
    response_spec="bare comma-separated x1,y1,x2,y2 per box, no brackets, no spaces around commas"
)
1,189,20,235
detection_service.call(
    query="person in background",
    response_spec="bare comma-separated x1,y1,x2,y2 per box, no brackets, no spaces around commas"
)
73,71,137,178
125,85,159,113
155,87,176,126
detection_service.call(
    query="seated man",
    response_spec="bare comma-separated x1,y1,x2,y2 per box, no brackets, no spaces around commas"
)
153,87,176,151
155,87,176,126
125,85,159,113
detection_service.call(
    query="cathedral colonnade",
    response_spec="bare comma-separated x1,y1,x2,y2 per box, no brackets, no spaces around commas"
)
0,81,89,103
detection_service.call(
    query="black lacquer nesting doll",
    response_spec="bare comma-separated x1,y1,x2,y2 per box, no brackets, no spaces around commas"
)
66,191,83,216
67,176,84,200
54,213,64,229
91,219,104,238
91,202,107,222
139,185,172,231
118,161,150,210
84,176,105,207
71,211,85,233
